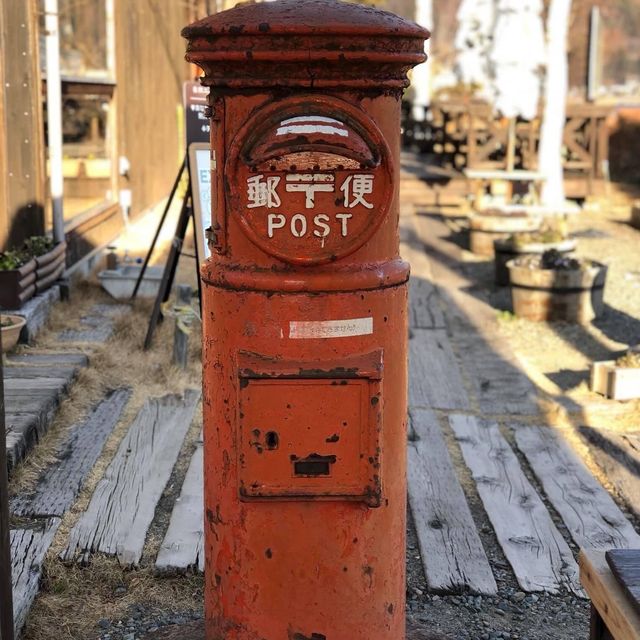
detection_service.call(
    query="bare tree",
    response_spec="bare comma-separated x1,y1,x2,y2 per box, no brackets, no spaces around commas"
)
539,0,573,208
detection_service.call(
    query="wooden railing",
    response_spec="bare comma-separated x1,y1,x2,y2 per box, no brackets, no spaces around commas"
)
402,100,613,191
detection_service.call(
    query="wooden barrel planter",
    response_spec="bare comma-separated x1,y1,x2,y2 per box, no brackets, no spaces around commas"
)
507,256,607,323
0,259,37,309
494,238,577,286
469,210,541,257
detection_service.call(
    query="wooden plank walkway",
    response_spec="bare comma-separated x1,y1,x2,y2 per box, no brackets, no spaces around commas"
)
408,329,470,410
11,519,60,635
4,351,87,469
514,426,640,551
12,388,132,518
156,440,204,573
408,408,497,594
402,230,446,331
57,304,130,344
449,414,583,596
62,390,200,566
450,326,539,416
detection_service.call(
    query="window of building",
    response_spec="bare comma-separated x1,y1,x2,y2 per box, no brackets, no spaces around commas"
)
41,0,117,224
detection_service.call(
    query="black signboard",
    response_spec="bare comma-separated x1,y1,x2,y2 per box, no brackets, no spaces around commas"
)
183,80,210,145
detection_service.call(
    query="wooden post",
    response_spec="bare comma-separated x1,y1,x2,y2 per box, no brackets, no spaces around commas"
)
0,328,15,640
173,285,192,369
0,0,46,250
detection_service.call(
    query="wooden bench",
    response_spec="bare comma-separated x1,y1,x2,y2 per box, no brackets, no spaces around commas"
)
580,549,640,639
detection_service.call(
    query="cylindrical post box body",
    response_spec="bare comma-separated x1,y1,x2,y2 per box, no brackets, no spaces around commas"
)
183,3,429,639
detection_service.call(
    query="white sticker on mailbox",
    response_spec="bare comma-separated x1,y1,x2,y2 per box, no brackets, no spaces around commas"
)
289,317,373,339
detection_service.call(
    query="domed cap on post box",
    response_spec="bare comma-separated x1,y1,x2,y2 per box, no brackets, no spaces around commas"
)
182,0,430,92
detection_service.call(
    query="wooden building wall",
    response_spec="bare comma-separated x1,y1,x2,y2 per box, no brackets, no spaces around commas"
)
114,0,189,220
0,0,46,252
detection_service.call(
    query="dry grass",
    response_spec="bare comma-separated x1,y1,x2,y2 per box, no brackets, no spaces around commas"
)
8,278,204,640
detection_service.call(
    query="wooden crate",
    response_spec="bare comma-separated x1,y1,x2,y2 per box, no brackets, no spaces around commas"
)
590,361,640,401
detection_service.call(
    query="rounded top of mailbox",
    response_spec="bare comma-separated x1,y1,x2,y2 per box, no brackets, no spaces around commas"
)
183,0,430,92
183,0,429,39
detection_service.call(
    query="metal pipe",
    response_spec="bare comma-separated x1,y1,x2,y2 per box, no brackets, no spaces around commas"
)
0,327,15,640
44,0,65,244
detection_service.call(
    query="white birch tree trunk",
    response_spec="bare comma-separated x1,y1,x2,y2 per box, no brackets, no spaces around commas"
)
412,0,433,121
539,0,572,208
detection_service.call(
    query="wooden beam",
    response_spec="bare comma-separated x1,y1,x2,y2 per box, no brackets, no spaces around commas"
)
0,0,46,248
580,550,640,640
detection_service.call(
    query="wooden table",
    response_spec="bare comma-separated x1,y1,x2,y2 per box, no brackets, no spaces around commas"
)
463,168,545,209
580,549,640,639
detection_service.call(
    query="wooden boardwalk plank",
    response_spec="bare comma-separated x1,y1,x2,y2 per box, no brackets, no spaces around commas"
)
156,442,204,573
408,408,496,594
11,519,61,635
12,388,132,518
449,414,582,595
3,366,78,380
582,428,640,519
62,390,200,566
514,426,640,551
409,329,470,410
402,229,446,330
5,353,88,367
4,377,71,392
452,327,539,415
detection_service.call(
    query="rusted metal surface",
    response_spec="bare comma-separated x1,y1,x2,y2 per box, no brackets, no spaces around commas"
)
183,1,428,638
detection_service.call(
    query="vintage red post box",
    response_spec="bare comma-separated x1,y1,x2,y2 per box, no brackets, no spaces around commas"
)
182,2,429,638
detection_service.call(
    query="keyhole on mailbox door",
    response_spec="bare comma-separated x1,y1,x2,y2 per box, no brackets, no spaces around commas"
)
265,431,279,450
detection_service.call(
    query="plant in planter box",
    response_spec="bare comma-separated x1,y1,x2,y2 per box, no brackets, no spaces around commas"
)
591,351,640,401
493,223,577,286
507,249,607,323
0,235,66,309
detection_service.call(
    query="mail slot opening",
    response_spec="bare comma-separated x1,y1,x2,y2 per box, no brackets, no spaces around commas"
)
265,431,279,450
293,455,336,477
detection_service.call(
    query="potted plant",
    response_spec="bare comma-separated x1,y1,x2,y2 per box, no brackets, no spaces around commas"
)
1,314,26,352
507,249,607,323
468,209,542,257
0,236,66,309
494,224,577,286
0,250,37,309
591,351,640,401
